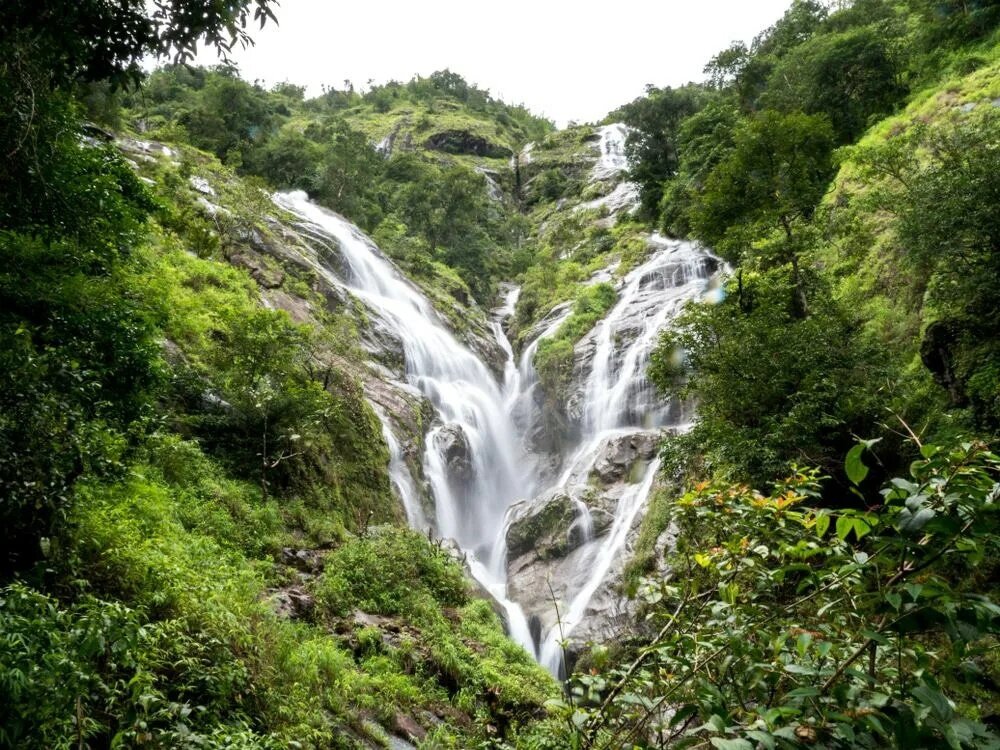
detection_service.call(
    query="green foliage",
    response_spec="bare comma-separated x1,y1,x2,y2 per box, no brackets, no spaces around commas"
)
313,527,468,617
612,85,707,217
650,269,883,487
551,440,1000,749
179,68,278,162
141,231,394,532
760,26,908,143
848,107,1000,432
660,97,741,236
0,583,279,750
531,281,618,404
0,0,277,89
0,85,163,573
534,338,577,406
689,110,835,262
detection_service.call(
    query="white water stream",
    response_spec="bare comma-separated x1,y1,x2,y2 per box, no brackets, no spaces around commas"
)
273,124,720,675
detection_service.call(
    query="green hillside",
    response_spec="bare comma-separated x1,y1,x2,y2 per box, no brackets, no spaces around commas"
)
2,0,1000,748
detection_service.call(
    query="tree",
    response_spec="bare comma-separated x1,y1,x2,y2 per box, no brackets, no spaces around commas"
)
180,69,276,161
659,97,741,236
649,268,881,487
761,27,907,142
614,85,707,218
0,0,278,89
313,120,385,231
690,110,835,316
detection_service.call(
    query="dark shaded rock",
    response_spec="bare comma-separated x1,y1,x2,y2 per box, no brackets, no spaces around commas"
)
281,547,325,573
424,130,512,159
921,319,967,406
434,424,474,483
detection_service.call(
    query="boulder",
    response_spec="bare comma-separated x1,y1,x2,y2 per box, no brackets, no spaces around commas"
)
280,547,326,573
592,432,658,484
433,424,474,483
506,490,577,561
505,486,615,562
268,587,315,619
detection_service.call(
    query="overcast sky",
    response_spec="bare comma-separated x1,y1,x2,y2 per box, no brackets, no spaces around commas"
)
199,0,793,126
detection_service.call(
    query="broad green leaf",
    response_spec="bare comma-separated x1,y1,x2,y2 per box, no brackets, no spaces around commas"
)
920,444,940,459
912,684,954,721
746,730,775,750
852,518,872,540
815,513,830,538
846,443,869,485
836,515,853,541
898,507,935,534
705,714,727,733
787,687,821,699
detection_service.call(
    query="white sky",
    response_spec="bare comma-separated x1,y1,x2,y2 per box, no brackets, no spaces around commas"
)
198,0,793,126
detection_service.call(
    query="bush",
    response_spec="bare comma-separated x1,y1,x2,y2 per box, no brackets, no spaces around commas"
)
552,440,1000,748
313,526,467,618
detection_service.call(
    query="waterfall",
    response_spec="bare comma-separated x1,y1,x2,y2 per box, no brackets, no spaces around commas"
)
273,153,720,676
593,123,631,180
373,404,426,530
532,237,719,675
273,190,535,651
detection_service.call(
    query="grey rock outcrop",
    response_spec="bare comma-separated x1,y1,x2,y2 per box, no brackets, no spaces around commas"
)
592,432,658,483
433,423,474,483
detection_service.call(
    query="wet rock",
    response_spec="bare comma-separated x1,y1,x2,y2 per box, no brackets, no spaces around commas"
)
562,581,638,650
365,379,429,449
433,424,474,483
506,541,596,635
505,487,608,560
475,166,505,201
506,490,577,560
357,311,406,373
592,432,658,484
392,713,426,743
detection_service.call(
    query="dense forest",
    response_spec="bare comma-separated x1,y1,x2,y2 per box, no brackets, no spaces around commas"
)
1,0,999,748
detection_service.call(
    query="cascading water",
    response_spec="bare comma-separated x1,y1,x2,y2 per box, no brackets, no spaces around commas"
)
534,238,718,673
273,192,534,649
272,123,721,677
593,123,631,180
